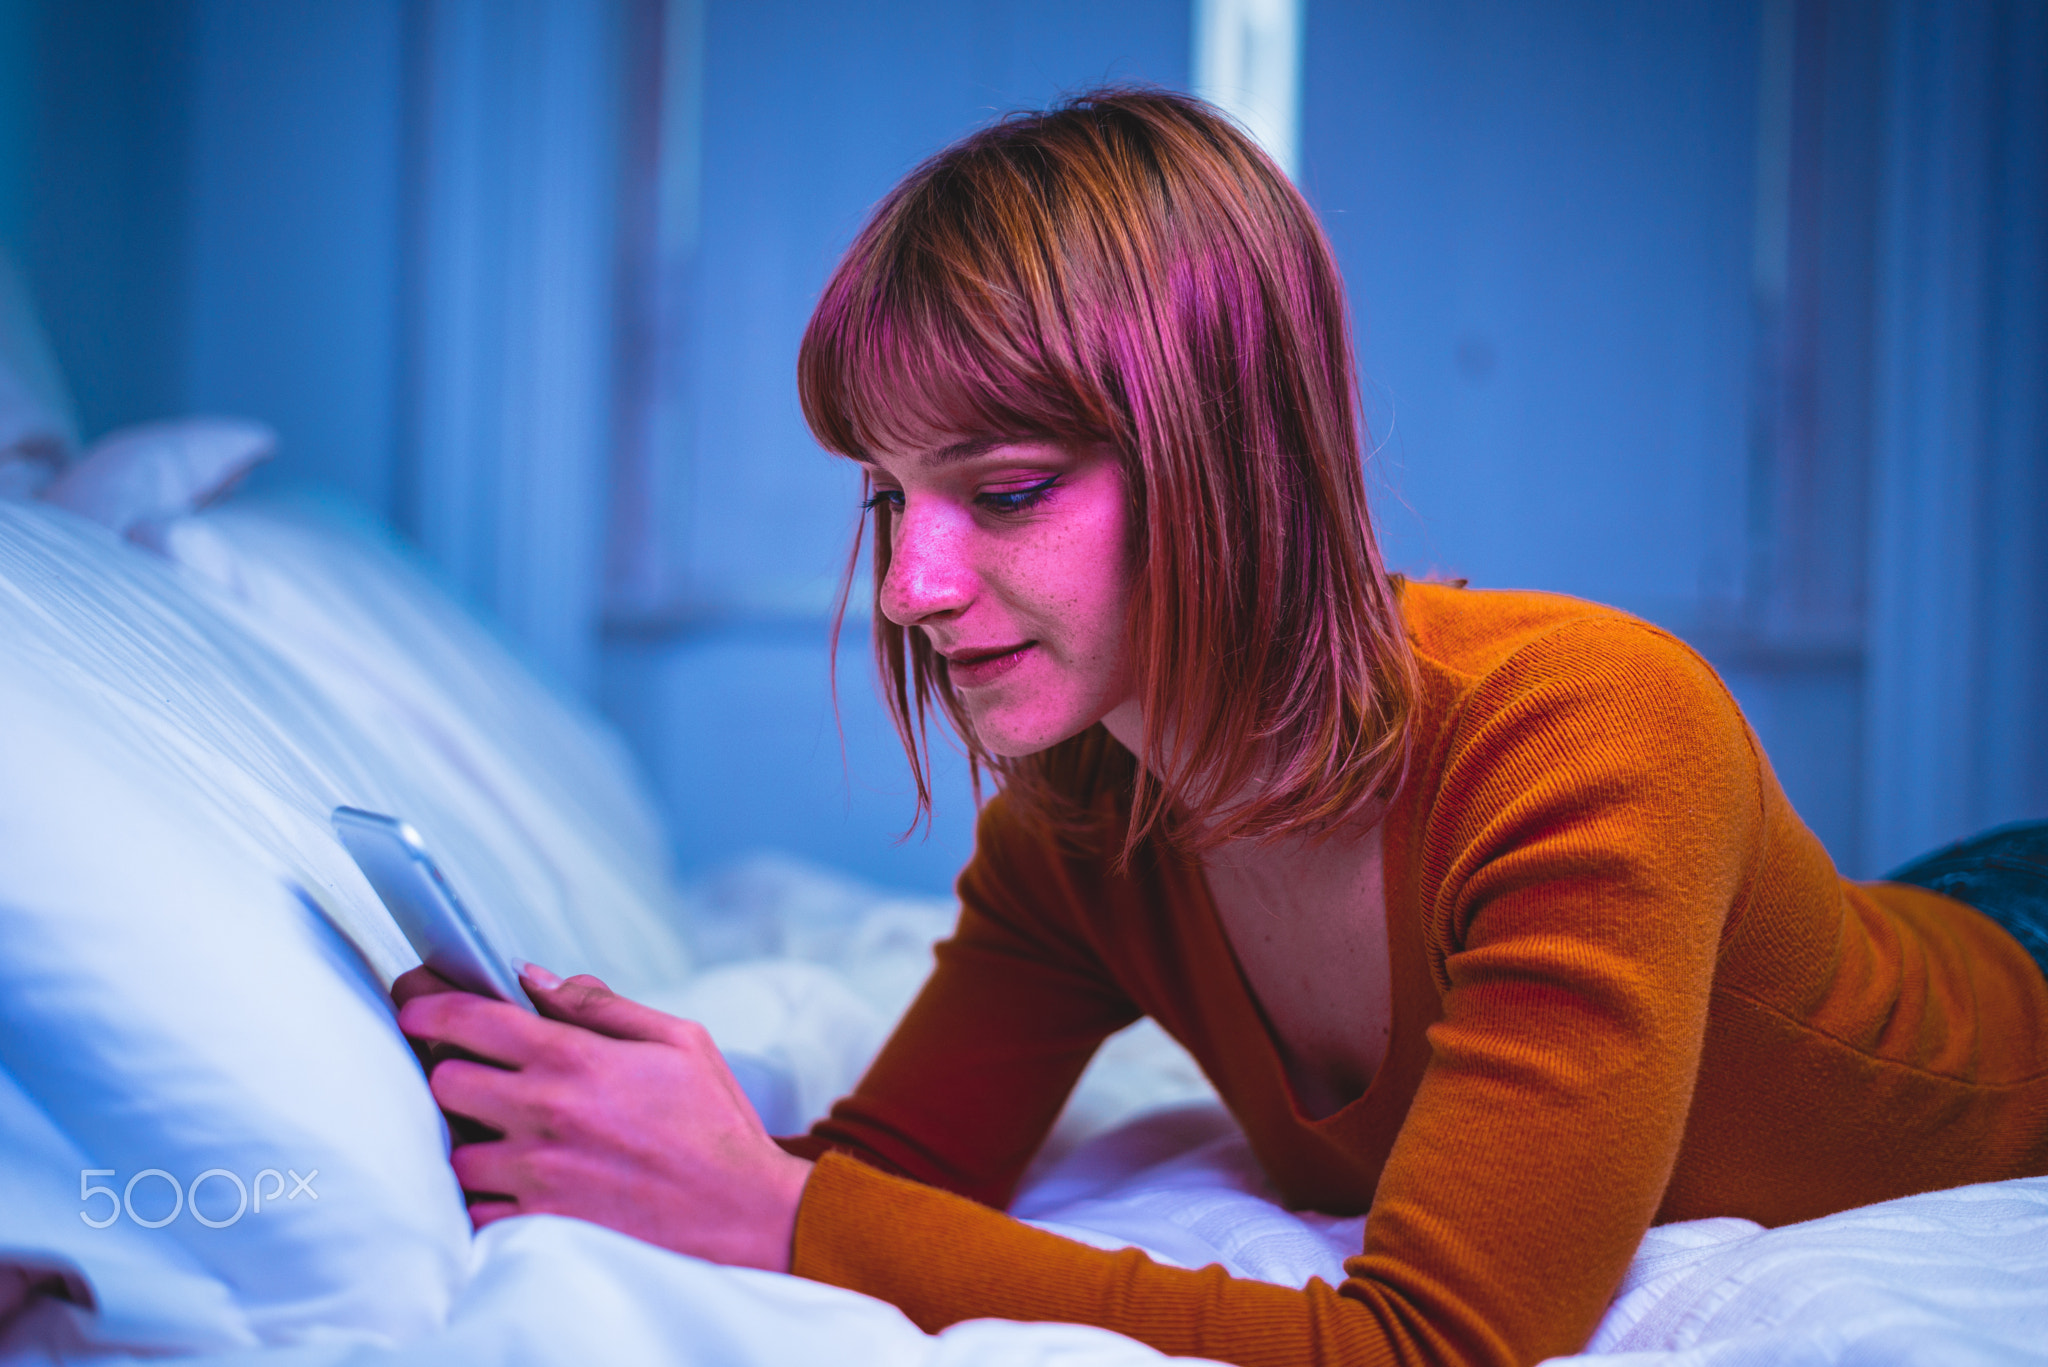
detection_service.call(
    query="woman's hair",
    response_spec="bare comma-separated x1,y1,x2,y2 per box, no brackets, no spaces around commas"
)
798,87,1415,859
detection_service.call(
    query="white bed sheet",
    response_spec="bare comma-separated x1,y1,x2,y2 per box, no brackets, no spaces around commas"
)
10,1079,2043,1367
1014,1100,2048,1365
2,1215,1217,1367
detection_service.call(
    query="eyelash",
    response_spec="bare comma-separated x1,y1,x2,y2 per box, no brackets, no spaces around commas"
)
979,476,1060,514
861,476,1060,517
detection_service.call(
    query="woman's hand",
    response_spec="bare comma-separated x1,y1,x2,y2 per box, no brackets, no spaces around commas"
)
394,965,813,1273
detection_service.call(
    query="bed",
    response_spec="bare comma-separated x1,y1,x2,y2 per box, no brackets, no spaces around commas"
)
1,362,2044,1366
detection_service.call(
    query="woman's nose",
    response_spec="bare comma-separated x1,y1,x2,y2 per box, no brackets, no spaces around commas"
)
878,502,975,626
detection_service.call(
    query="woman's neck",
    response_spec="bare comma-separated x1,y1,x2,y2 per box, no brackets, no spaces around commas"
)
1099,699,1382,848
1100,698,1146,760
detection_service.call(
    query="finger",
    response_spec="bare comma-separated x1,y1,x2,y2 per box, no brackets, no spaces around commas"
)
450,1137,524,1199
450,1135,571,1202
512,961,610,1012
432,1058,612,1147
391,965,462,1007
428,1057,553,1134
520,971,699,1048
514,962,612,995
391,966,464,1076
399,990,560,1068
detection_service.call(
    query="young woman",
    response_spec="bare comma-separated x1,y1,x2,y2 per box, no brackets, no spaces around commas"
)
397,90,2048,1367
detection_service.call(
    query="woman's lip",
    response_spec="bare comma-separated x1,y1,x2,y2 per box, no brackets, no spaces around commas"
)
945,643,1033,688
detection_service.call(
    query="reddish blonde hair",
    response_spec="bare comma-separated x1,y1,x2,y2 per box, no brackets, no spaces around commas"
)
799,88,1414,858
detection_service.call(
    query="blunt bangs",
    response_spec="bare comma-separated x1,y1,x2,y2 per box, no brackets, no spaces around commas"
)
799,161,1116,465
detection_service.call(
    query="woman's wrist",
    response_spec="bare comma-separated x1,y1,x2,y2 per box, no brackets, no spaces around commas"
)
759,1150,816,1275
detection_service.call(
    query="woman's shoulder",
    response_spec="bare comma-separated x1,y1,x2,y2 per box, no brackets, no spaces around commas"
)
1393,583,1768,969
1397,579,1705,688
1395,580,1764,877
1397,580,1744,747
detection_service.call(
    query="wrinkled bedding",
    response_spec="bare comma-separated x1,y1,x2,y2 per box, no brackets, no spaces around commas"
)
1015,1100,2048,1365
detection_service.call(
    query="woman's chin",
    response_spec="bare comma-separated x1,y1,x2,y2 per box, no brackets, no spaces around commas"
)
974,728,1063,760
966,708,1096,760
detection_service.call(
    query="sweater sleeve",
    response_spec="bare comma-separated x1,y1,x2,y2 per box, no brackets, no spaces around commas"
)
790,620,1764,1367
779,794,1143,1208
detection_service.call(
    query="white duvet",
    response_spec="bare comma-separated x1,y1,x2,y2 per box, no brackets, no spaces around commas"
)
2,492,2044,1367
13,1081,2048,1366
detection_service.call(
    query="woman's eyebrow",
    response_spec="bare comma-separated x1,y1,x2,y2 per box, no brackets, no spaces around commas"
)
850,436,1028,468
929,436,1005,464
852,437,1010,468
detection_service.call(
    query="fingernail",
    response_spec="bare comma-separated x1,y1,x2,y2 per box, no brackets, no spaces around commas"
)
513,959,563,990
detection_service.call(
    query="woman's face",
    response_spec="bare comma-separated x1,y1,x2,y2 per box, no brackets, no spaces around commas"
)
865,438,1139,758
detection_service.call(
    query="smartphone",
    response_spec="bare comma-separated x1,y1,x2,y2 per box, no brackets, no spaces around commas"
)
331,806,538,1014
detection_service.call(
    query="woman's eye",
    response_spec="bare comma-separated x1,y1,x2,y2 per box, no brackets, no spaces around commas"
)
860,489,905,512
977,477,1059,515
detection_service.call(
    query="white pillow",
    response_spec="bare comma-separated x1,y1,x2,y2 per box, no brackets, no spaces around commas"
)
0,586,468,1352
0,1061,252,1355
40,417,275,543
154,496,693,995
0,498,692,989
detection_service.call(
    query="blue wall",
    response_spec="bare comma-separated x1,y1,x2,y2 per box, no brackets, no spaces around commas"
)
182,0,407,517
1305,3,1757,618
0,0,194,438
1298,2,1856,858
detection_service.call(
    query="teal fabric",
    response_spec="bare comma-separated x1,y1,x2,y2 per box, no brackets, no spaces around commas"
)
1887,821,2048,977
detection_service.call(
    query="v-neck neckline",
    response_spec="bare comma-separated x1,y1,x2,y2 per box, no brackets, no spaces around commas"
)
1182,786,1425,1133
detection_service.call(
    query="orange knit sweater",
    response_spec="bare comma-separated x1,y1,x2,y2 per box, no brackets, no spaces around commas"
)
780,584,2048,1367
